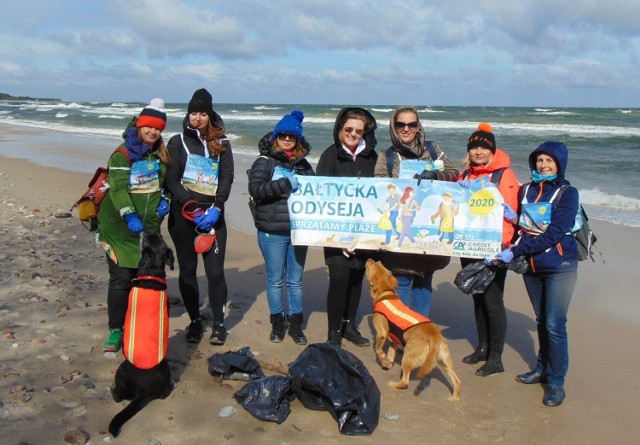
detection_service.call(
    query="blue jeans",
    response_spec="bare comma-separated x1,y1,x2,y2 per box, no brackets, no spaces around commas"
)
257,231,308,316
523,269,577,387
385,210,399,244
395,271,434,317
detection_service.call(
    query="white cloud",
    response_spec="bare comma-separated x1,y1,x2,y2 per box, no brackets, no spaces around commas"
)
0,0,638,105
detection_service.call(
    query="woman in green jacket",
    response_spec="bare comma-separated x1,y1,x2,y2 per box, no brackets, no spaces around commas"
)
97,98,171,352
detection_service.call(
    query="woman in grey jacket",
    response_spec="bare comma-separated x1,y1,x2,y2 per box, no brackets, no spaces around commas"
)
248,110,315,345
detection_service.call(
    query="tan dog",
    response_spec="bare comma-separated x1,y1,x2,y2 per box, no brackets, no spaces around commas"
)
365,258,461,400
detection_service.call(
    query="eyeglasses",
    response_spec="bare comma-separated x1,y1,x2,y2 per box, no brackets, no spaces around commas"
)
394,121,419,130
277,133,297,141
343,127,364,136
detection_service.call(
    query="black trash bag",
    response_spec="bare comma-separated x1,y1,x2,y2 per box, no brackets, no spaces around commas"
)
505,254,529,274
233,375,295,424
288,343,380,436
454,261,496,295
207,346,265,380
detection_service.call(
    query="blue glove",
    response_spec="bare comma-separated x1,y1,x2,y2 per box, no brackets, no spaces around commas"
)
194,207,220,231
123,213,144,234
496,249,514,264
502,203,517,221
414,170,437,185
289,175,299,192
458,180,472,189
483,256,494,265
156,198,170,217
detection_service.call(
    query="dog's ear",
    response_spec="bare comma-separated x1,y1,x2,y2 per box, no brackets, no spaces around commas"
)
165,247,175,271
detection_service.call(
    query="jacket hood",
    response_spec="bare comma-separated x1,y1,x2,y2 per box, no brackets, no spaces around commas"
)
528,141,568,180
258,132,311,162
332,107,378,153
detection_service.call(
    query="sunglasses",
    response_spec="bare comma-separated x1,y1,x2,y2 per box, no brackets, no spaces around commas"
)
394,121,419,130
277,133,298,141
343,127,364,136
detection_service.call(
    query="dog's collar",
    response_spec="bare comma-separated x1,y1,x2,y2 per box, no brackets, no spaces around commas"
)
136,275,167,284
377,290,397,299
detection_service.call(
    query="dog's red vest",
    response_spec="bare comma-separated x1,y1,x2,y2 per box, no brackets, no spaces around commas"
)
374,299,431,346
123,278,168,369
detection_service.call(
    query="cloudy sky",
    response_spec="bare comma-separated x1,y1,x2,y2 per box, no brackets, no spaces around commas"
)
1,0,639,107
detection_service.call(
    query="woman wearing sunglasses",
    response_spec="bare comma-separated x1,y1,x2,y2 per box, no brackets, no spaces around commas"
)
248,110,315,345
373,107,459,318
316,107,379,347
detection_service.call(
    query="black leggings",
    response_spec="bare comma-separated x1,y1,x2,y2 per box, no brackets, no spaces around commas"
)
168,206,228,324
461,258,508,355
106,255,137,330
326,265,366,332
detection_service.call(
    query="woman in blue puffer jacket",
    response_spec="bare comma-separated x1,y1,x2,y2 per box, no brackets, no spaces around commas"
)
491,141,579,407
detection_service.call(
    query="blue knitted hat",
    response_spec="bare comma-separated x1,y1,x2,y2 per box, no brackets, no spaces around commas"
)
271,110,304,140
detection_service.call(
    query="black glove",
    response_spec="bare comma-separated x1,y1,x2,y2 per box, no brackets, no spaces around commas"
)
414,170,438,185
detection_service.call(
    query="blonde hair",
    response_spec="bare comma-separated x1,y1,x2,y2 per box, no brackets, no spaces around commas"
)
135,127,170,165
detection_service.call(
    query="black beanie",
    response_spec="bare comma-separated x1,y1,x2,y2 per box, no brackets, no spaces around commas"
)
188,88,214,115
467,123,496,153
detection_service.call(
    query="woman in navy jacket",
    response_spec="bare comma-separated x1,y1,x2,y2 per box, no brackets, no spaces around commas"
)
492,141,579,407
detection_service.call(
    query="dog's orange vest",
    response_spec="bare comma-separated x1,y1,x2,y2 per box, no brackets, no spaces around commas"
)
374,299,431,346
123,277,168,369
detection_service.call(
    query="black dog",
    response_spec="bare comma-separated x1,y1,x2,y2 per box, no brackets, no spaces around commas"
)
109,232,175,437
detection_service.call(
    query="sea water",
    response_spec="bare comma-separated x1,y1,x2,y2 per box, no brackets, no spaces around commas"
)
1,99,638,227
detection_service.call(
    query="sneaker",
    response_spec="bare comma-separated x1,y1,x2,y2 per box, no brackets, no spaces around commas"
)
209,322,227,345
186,319,203,344
103,328,123,352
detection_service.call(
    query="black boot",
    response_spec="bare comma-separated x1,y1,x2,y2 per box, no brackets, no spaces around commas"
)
287,313,307,345
342,321,370,347
462,343,488,364
475,351,504,377
327,330,342,347
185,318,203,344
270,313,286,343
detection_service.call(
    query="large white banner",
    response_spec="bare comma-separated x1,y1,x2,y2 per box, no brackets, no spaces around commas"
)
288,176,505,259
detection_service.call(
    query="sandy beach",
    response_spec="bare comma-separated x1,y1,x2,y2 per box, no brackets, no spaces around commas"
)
1,125,639,444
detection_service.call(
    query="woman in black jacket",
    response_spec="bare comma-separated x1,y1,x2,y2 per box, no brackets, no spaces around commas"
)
165,88,234,346
316,107,378,346
248,110,315,345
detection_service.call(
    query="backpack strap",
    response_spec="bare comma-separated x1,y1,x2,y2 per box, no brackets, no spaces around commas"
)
425,141,438,161
386,149,395,177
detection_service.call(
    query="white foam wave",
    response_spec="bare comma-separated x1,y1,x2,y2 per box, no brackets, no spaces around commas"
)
416,108,444,113
55,113,68,118
254,106,282,110
98,114,128,120
580,188,640,212
371,108,394,113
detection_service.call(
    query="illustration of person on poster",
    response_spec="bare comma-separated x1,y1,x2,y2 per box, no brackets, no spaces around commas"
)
431,192,459,244
377,184,400,245
397,186,420,248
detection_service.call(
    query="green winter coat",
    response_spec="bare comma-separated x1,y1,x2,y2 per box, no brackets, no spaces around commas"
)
97,146,167,268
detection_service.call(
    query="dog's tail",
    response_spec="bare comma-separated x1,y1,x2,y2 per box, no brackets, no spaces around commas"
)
109,395,149,437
